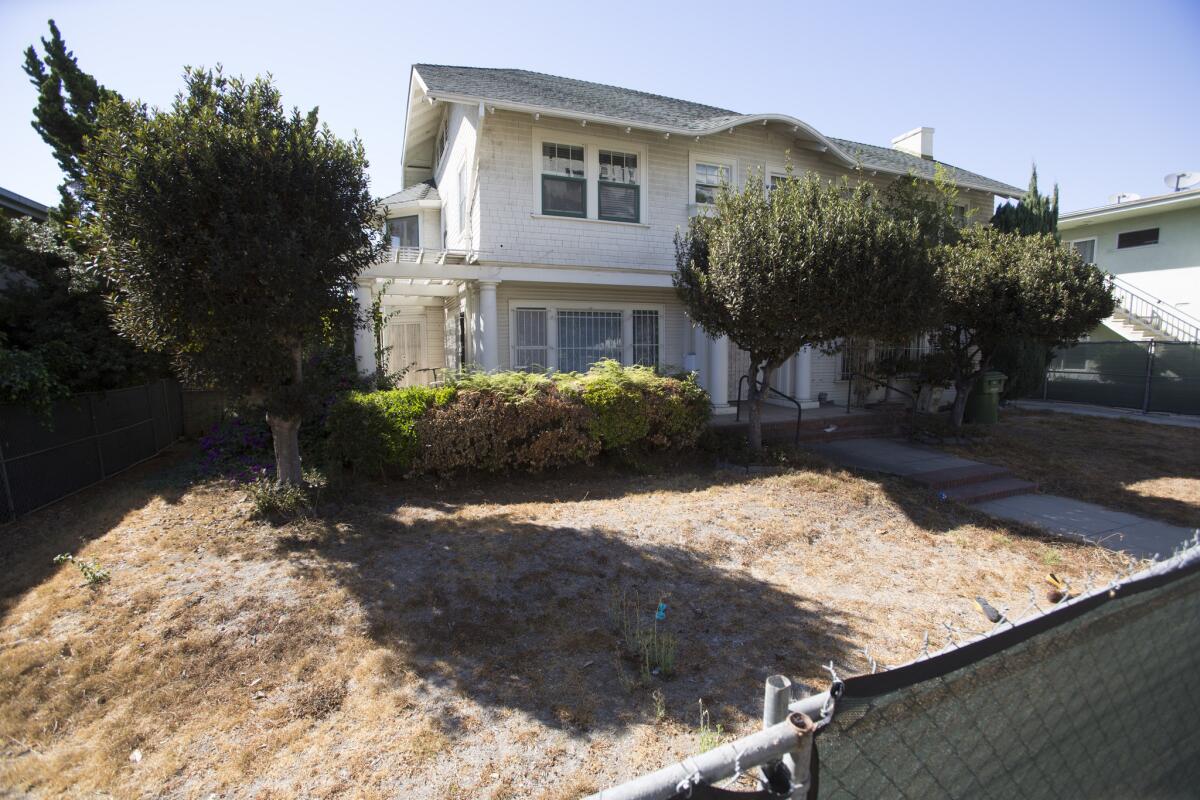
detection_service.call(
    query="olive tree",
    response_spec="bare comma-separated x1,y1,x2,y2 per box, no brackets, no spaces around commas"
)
675,171,936,451
85,68,380,483
936,227,1113,427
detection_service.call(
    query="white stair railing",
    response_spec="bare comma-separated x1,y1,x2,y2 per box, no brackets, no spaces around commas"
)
1108,274,1200,342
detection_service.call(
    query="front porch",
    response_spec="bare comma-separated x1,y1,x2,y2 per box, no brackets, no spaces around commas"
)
710,402,906,444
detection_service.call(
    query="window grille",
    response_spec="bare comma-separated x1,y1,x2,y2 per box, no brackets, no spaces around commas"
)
631,310,659,368
513,308,548,369
557,310,622,373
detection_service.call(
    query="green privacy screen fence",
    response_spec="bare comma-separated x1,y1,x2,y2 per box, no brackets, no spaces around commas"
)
814,545,1200,799
0,380,183,522
1041,341,1199,415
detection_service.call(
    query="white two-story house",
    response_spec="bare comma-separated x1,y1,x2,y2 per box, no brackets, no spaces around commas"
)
355,65,1022,410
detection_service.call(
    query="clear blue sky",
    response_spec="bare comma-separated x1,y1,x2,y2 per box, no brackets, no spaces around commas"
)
3,0,1198,212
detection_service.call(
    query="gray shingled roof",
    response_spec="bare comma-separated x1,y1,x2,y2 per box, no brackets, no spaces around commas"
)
416,64,745,132
379,179,438,207
826,138,1021,197
404,65,1023,197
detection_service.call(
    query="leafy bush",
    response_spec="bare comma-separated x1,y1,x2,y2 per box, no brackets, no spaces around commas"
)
323,362,710,479
324,386,455,478
415,383,599,475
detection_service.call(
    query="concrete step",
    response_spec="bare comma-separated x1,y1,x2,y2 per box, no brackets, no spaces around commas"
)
909,463,1012,489
763,423,900,444
941,477,1038,504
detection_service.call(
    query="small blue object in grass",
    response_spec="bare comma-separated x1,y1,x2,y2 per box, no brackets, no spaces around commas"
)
938,491,948,502
655,601,667,621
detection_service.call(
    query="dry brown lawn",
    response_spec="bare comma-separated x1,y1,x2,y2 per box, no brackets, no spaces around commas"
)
943,410,1200,529
0,447,1131,798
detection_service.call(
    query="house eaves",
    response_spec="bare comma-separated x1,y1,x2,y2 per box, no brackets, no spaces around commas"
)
1059,188,1200,229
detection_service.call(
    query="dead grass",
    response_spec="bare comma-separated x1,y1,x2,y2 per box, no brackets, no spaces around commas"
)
943,410,1200,529
0,445,1132,798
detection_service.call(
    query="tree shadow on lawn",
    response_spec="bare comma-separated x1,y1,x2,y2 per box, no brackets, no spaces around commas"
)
0,446,192,614
275,499,863,736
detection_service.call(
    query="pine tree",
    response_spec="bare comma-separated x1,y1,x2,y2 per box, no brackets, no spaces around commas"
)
990,164,1059,237
22,20,120,235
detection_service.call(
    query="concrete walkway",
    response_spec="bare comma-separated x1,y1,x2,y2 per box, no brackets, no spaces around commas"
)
808,438,1197,560
1009,400,1200,430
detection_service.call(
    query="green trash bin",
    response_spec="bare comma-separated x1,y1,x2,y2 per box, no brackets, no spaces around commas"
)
965,371,1007,424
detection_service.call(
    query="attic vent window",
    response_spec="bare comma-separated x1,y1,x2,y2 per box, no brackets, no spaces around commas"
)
1117,228,1159,249
541,143,586,217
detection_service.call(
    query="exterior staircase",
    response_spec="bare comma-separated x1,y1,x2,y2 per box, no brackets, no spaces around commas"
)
1106,275,1200,343
908,463,1037,504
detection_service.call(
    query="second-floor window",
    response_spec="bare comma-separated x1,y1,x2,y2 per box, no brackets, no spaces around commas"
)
694,161,732,205
541,143,586,217
387,215,419,249
598,150,639,222
1117,228,1159,249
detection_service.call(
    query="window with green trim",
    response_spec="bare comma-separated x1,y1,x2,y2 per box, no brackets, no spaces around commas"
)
541,143,585,217
598,150,639,222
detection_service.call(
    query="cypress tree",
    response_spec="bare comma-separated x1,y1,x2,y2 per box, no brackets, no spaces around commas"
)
991,164,1059,237
22,20,120,236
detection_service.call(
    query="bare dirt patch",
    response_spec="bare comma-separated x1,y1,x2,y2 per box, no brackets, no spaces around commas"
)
943,409,1200,528
0,446,1129,798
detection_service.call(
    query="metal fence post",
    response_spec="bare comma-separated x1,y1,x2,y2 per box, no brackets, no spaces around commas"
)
87,393,107,479
1142,340,1156,413
0,437,15,522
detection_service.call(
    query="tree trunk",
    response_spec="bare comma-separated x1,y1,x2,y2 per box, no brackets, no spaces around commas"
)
266,343,305,484
951,378,971,429
746,362,775,454
267,413,303,484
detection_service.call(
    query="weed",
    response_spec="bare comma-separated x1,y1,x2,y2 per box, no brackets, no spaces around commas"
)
697,700,724,752
609,588,678,681
651,688,667,723
247,469,326,518
1041,548,1063,567
53,553,110,586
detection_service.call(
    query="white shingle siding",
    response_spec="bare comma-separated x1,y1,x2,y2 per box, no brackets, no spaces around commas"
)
475,110,996,270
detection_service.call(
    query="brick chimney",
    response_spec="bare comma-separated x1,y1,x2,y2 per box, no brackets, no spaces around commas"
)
891,127,934,160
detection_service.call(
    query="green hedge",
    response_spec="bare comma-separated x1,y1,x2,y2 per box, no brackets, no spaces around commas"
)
324,361,710,478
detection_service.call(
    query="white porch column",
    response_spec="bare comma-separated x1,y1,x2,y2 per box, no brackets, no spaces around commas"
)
353,282,377,376
478,280,500,371
709,334,730,408
691,324,710,391
793,346,813,402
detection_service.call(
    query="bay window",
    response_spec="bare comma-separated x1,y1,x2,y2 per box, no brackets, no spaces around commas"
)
387,215,419,249
541,143,586,217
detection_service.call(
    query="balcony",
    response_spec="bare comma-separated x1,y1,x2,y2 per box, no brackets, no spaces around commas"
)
382,246,474,265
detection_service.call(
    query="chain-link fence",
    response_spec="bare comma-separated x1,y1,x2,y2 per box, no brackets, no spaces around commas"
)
593,542,1200,800
816,546,1200,799
1041,340,1199,415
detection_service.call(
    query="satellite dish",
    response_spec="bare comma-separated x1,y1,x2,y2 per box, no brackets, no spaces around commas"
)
1109,192,1141,204
1164,172,1200,192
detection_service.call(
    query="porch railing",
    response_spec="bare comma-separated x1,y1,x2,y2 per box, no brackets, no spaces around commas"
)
1109,274,1200,343
735,374,803,445
845,372,914,414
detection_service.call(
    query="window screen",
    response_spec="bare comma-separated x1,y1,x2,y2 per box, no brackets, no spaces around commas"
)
1117,228,1159,249
599,150,639,222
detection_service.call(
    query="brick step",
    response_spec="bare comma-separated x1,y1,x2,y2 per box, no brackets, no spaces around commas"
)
909,463,1013,489
940,477,1038,504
